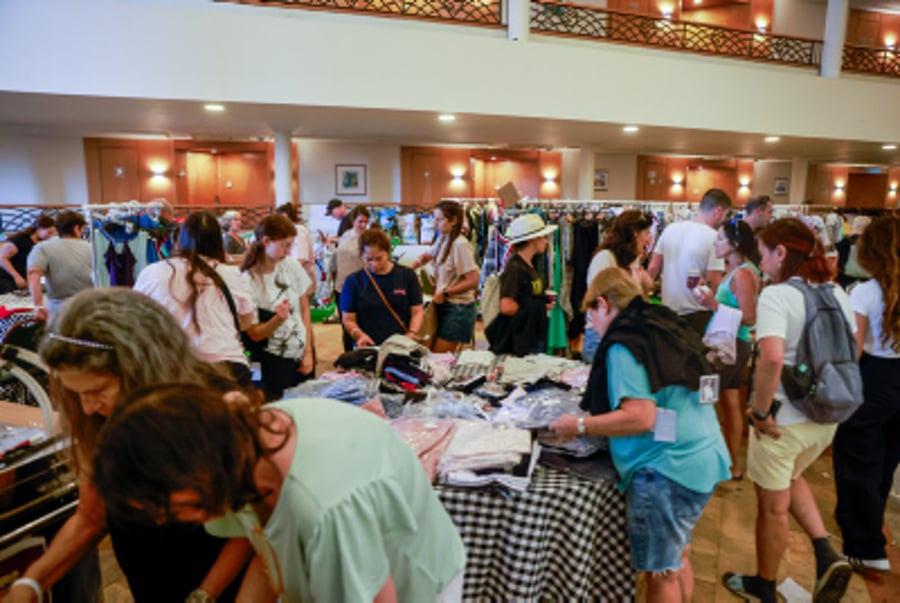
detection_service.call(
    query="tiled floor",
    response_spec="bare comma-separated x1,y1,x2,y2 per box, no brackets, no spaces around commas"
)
99,321,900,601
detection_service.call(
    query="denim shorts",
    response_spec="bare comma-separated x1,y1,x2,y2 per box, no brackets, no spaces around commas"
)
626,468,712,573
436,301,476,343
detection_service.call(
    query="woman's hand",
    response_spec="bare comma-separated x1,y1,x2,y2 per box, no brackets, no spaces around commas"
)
548,414,580,442
432,289,447,305
355,333,375,347
691,284,717,310
747,408,781,440
273,299,291,321
299,351,314,376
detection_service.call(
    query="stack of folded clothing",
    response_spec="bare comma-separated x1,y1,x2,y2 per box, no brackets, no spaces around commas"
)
437,421,537,491
390,417,457,482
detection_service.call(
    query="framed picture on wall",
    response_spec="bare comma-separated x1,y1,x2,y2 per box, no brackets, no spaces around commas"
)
773,177,789,196
594,169,609,192
335,164,367,196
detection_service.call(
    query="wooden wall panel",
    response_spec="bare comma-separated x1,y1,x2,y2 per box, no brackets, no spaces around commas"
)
846,173,888,208
847,9,900,47
186,152,218,206
138,139,176,202
99,146,140,203
219,152,270,206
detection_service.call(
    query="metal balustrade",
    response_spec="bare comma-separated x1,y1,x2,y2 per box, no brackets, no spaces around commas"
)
221,0,503,26
530,2,824,69
843,44,900,77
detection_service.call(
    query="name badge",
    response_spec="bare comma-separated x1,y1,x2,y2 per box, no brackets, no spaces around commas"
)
699,374,720,405
653,408,677,443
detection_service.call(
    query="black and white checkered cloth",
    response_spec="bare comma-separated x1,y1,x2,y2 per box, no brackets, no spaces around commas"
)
436,466,634,601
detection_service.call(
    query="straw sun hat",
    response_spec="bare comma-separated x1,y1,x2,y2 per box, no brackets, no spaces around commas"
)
506,214,558,244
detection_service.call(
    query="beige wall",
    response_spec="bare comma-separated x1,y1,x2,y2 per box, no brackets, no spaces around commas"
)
752,160,794,202
0,134,87,205
593,154,638,200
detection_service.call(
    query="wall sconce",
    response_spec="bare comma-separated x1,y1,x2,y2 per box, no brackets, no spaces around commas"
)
755,17,768,33
834,181,845,192
150,164,167,177
885,35,897,49
671,174,683,186
543,171,557,184
890,182,898,192
739,178,751,189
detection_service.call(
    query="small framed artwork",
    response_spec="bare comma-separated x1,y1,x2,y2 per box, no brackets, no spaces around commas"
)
594,169,609,192
335,164,367,196
773,177,789,196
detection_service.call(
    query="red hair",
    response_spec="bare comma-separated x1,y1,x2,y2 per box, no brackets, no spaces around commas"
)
757,217,834,284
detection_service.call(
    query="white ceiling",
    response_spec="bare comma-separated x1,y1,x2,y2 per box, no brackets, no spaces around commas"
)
0,90,897,167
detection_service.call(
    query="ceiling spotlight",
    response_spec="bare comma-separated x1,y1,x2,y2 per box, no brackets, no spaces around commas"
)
883,144,897,151
204,104,225,112
623,125,640,133
765,136,780,143
438,114,456,123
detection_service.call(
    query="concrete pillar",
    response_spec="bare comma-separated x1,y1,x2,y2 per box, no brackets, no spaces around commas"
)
577,147,596,200
790,158,809,204
273,131,293,206
507,0,530,42
820,0,849,78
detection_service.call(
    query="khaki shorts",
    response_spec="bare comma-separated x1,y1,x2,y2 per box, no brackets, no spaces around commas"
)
747,421,837,491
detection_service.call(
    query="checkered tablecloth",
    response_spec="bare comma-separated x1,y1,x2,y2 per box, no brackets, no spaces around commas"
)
435,466,634,601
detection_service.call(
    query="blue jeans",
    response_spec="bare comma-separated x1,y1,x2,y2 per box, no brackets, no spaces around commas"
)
582,326,601,364
626,468,711,572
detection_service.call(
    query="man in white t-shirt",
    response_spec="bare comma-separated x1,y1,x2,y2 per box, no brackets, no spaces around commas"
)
648,188,732,335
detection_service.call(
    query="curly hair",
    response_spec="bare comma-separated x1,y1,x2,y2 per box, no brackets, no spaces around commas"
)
757,218,833,284
597,210,654,268
92,383,287,525
40,288,236,473
856,215,900,352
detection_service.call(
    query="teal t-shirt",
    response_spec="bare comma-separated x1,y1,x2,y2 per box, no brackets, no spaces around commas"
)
606,345,730,493
714,262,760,342
206,398,465,603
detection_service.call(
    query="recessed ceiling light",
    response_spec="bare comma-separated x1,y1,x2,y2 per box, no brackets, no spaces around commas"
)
438,114,456,122
204,103,225,112
765,136,780,143
883,144,897,150
623,125,639,133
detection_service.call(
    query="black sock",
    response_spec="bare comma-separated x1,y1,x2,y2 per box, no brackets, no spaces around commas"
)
742,574,777,603
813,536,843,578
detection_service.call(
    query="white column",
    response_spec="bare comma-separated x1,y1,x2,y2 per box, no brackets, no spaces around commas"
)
507,0,530,42
273,132,293,206
820,0,849,78
790,158,809,204
577,147,596,200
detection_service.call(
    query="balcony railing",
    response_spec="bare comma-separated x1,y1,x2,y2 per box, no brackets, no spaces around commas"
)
530,1,823,69
219,0,898,78
843,44,900,77
219,0,503,26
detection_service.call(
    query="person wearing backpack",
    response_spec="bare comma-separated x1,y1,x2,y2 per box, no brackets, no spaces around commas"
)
723,218,855,603
833,215,900,573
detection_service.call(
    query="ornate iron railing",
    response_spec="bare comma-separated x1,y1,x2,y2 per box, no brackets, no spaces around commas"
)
218,0,503,26
843,44,900,78
530,1,823,69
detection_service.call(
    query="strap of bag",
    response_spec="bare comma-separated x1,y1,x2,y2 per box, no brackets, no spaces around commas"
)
193,258,242,334
363,268,408,332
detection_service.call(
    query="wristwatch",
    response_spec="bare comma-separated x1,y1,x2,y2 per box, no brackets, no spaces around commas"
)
750,407,771,421
577,417,586,435
186,588,215,603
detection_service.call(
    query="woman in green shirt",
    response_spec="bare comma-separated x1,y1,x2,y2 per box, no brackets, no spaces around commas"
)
92,385,466,603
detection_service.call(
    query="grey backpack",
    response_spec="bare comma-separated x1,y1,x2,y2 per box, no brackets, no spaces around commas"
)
780,279,863,424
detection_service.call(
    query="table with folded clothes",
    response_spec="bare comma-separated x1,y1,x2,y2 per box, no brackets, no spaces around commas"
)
286,347,634,600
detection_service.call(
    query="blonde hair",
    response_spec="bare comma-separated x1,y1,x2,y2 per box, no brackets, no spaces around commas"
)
581,267,642,313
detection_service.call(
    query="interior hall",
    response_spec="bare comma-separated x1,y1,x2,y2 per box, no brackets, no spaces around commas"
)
1,0,899,602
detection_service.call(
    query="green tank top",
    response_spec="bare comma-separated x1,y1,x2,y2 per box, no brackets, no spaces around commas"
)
715,262,760,342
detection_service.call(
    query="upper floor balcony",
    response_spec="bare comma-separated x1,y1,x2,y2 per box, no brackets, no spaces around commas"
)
221,0,899,78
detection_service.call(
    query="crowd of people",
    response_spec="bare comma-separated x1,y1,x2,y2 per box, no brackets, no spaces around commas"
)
3,195,898,603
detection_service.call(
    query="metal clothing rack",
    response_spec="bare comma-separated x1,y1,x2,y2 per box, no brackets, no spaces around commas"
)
82,201,161,286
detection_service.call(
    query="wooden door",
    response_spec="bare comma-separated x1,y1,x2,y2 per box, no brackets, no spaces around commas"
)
219,152,269,206
186,152,219,206
99,147,140,203
846,173,888,208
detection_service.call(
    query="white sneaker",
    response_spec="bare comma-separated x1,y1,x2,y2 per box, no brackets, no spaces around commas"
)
847,556,891,572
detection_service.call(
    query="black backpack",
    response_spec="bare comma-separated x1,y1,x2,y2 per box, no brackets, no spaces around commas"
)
780,279,863,424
